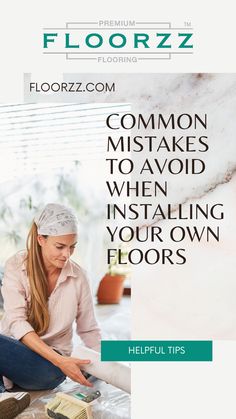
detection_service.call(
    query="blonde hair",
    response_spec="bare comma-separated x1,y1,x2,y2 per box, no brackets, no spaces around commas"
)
26,222,50,335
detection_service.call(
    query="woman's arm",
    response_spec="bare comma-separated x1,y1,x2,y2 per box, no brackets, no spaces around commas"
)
1,255,92,387
1,255,35,339
21,332,93,387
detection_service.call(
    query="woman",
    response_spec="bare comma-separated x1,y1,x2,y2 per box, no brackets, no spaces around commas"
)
0,203,101,393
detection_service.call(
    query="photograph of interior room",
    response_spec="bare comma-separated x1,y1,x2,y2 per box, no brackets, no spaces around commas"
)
0,103,131,418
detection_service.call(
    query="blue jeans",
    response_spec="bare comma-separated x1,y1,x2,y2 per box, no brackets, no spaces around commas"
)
0,334,66,392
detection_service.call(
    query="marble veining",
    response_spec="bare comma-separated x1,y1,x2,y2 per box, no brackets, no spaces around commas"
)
27,73,236,339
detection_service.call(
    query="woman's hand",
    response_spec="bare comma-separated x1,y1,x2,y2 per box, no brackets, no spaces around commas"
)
56,356,93,387
18,332,93,387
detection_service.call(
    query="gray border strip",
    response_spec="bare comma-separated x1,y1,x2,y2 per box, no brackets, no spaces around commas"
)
43,27,193,30
44,51,193,55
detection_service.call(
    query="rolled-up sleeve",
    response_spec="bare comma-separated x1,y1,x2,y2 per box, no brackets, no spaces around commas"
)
1,256,34,340
76,272,101,352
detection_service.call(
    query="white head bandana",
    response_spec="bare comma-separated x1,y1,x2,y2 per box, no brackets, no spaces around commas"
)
34,203,78,236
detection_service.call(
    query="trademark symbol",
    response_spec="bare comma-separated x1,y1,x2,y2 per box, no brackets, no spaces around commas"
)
184,21,192,27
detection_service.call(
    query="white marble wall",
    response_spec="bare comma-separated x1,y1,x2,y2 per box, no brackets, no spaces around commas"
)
129,74,236,339
27,73,236,339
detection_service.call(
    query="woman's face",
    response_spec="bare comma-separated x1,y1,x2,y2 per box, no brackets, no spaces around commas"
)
37,234,77,271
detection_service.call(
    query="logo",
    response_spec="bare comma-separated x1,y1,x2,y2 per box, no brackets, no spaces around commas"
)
43,20,193,63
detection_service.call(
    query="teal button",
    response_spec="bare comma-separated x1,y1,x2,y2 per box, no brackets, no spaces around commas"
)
101,340,212,361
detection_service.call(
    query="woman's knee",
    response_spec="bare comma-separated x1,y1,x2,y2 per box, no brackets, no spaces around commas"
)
41,372,66,390
39,363,66,389
23,360,66,390
19,371,66,391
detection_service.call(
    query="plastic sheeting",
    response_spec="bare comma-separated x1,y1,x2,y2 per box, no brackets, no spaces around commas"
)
17,377,131,419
